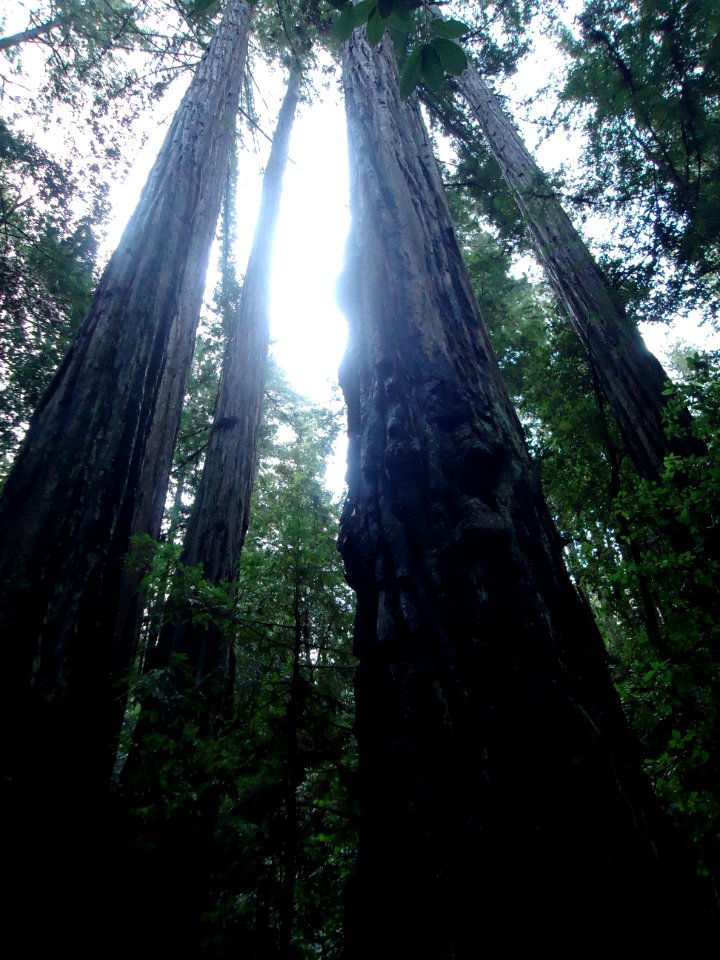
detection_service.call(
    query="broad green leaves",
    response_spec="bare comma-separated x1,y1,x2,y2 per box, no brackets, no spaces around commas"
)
333,0,380,41
398,42,423,98
366,7,386,46
419,43,444,90
430,35,467,75
428,17,468,40
331,0,468,98
399,18,468,98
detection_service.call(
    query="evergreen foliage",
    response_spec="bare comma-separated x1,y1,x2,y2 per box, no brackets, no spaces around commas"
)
0,118,96,475
1,0,719,948
559,0,720,319
120,369,356,956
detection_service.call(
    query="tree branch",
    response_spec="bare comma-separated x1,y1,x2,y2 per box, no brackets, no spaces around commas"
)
0,19,62,53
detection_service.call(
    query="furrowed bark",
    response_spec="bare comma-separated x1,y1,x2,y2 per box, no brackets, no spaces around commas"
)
455,64,703,484
115,72,302,952
339,31,711,955
0,0,252,837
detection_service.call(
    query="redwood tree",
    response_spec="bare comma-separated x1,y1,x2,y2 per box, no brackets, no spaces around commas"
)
453,62,703,484
0,0,252,863
339,29,712,954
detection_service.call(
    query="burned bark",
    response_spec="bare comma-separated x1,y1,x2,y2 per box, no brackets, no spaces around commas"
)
339,31,711,955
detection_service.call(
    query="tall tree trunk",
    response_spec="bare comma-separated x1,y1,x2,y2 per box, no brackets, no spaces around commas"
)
454,64,702,484
152,67,302,722
0,0,252,913
339,30,711,955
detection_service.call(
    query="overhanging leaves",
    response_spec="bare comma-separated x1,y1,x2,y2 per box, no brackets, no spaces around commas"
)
429,17,468,40
399,42,423,99
431,36,467,75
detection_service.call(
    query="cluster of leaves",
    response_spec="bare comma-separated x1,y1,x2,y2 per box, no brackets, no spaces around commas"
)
610,353,720,874
329,0,469,98
0,117,97,478
1,2,202,111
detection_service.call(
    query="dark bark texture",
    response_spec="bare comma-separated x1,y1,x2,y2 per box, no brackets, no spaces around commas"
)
0,0,251,852
339,31,711,955
455,65,702,483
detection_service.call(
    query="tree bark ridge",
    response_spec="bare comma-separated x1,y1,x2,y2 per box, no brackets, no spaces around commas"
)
339,30,710,954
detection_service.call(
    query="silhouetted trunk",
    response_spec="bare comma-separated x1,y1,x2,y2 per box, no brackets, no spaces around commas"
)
0,0,251,931
152,67,301,723
455,64,702,484
339,31,712,955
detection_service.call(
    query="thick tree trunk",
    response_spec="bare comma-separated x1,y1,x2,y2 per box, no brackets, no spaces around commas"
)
339,31,711,955
152,68,301,719
0,0,251,856
455,64,702,483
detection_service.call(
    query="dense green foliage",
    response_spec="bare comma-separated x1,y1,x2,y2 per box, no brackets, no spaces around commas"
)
0,117,96,476
1,0,719,947
120,370,357,955
558,0,720,320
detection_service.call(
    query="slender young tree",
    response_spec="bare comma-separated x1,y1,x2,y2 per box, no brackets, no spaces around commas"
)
0,0,252,865
338,28,712,955
152,67,303,725
453,62,703,484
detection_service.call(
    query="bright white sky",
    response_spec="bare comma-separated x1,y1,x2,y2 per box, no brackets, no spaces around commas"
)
97,53,352,494
98,57,350,407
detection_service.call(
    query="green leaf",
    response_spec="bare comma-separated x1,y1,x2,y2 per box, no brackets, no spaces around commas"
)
377,0,395,18
326,0,349,8
366,9,385,46
429,18,469,40
399,43,423,100
351,0,378,28
387,10,414,31
421,43,445,92
431,37,468,76
332,3,355,42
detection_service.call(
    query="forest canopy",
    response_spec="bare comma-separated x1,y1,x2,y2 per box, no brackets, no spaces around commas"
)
1,0,719,954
